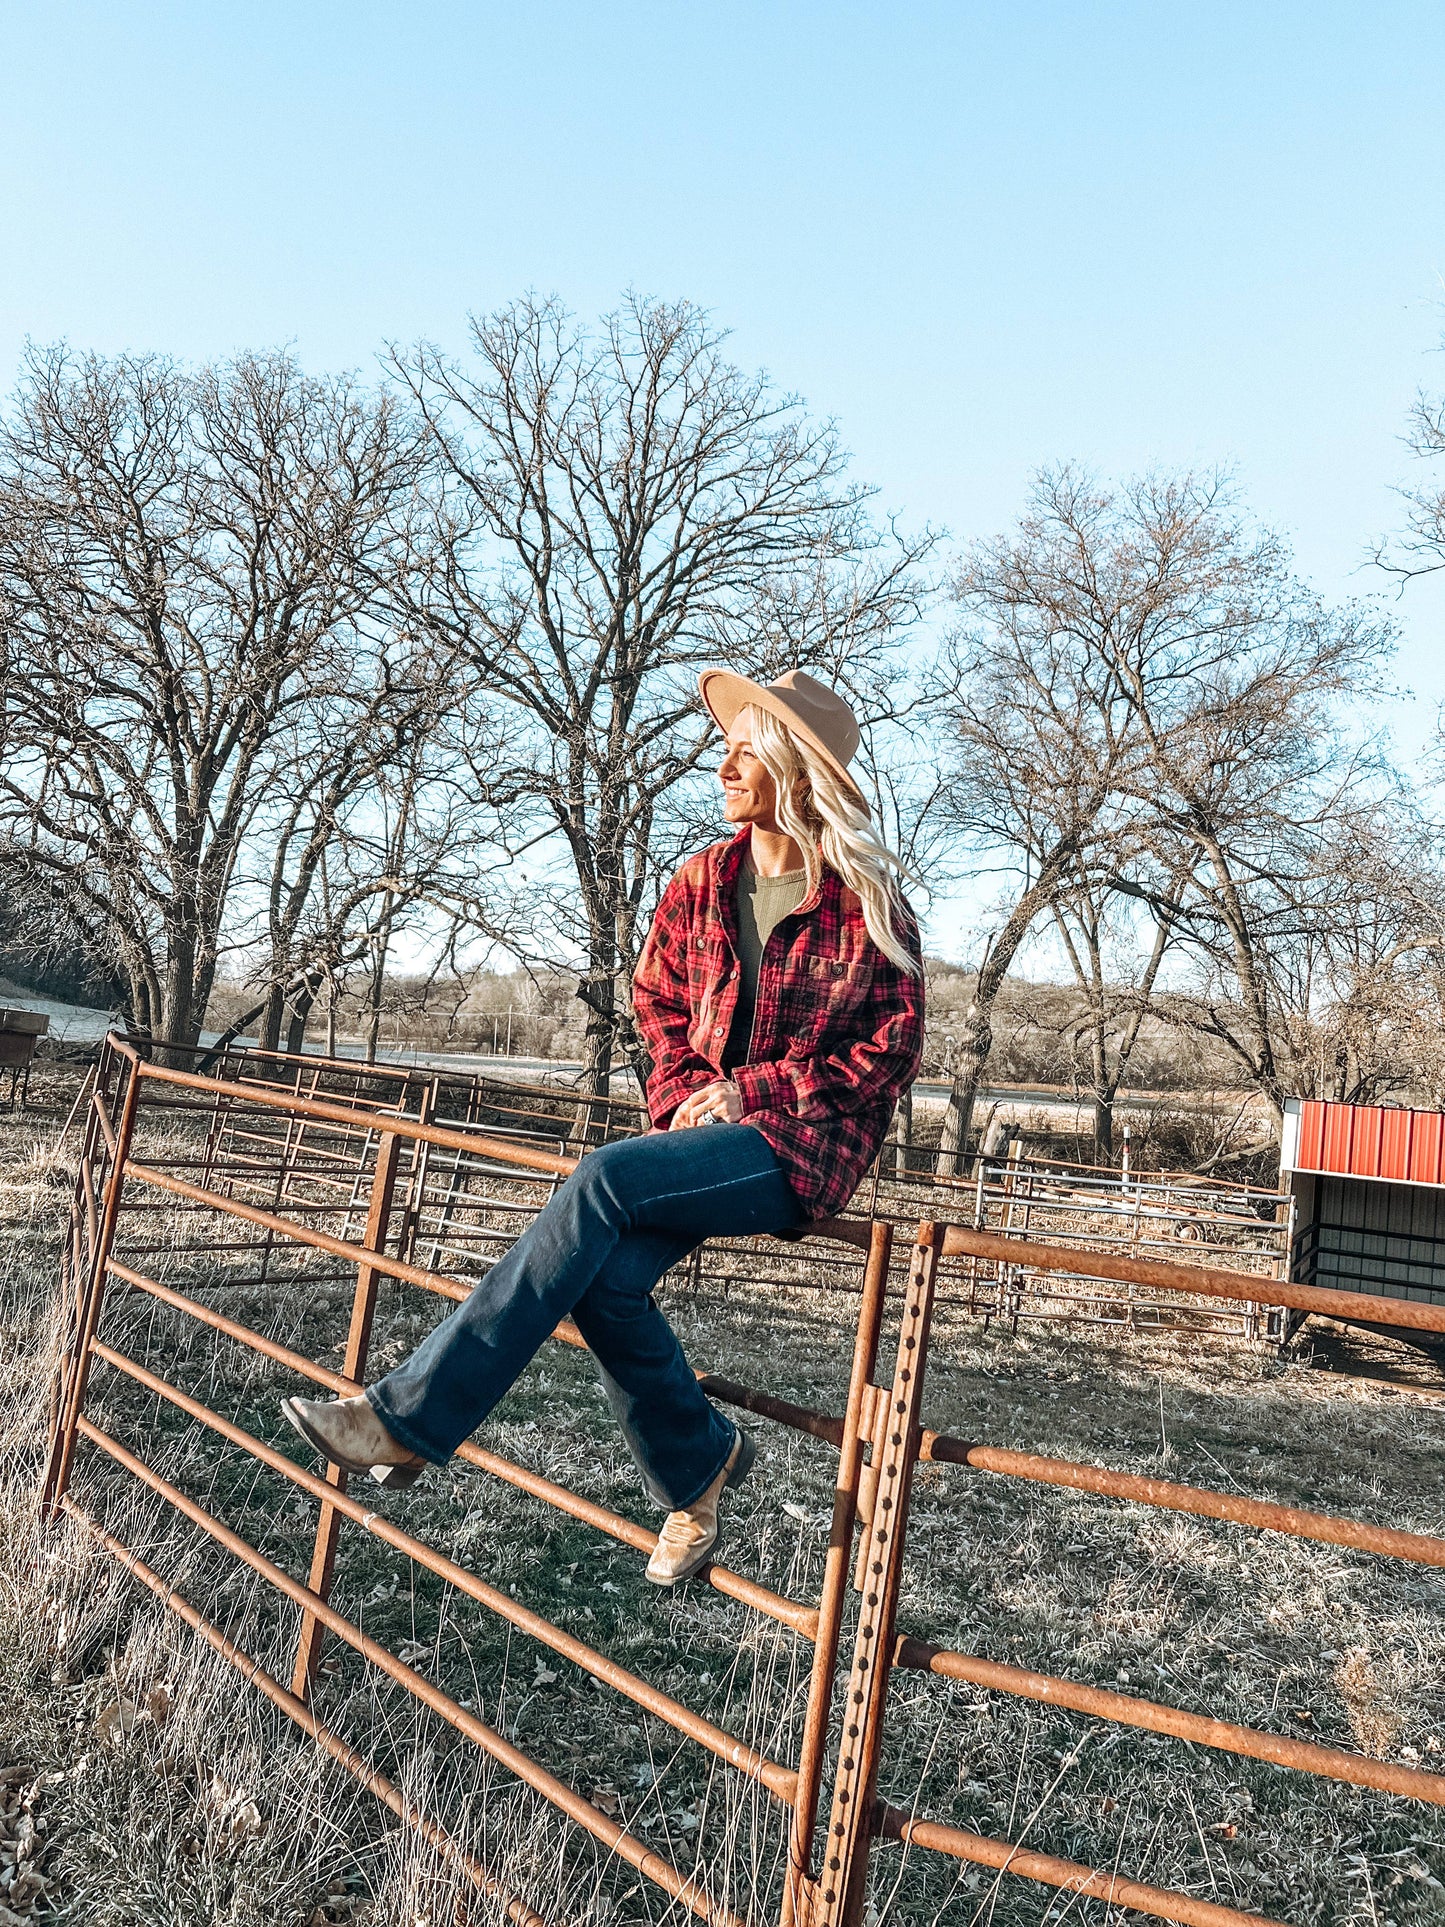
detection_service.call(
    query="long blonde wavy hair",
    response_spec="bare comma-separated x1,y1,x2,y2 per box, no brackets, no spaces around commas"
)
744,704,920,975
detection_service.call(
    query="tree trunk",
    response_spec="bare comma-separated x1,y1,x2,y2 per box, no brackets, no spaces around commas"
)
1091,1024,1114,1164
615,996,651,1096
894,1082,914,1176
934,851,1079,1177
577,939,617,1101
1195,831,1288,1132
364,971,383,1064
155,951,206,1069
933,1000,993,1176
285,975,320,1057
121,962,155,1046
259,983,286,1055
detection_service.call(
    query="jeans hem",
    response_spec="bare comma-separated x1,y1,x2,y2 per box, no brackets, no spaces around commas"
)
365,1387,452,1467
666,1414,738,1512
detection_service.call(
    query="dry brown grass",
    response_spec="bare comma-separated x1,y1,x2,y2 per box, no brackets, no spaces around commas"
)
5,1063,1445,1925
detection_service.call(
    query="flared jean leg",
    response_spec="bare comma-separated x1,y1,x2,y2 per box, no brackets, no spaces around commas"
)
570,1229,730,1510
366,1125,798,1480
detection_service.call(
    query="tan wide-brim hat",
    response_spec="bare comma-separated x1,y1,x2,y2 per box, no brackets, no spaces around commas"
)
698,666,867,808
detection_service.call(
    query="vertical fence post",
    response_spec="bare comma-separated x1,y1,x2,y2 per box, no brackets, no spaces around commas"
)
199,1057,236,1193
807,1223,941,1927
69,1062,106,1315
40,1049,143,1522
46,1061,102,1451
395,1079,436,1266
783,1219,894,1927
291,1129,403,1700
258,1063,310,1288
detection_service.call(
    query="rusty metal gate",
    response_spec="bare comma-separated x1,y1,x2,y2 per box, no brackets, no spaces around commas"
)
39,1036,1445,1926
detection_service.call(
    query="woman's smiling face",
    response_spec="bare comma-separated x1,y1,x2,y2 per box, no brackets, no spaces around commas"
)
718,708,780,830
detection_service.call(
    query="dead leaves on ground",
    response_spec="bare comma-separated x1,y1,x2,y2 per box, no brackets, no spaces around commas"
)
91,1677,269,1856
0,1765,49,1924
1335,1645,1407,1759
93,1680,172,1748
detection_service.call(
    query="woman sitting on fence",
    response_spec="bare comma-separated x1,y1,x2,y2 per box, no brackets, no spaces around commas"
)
282,668,925,1586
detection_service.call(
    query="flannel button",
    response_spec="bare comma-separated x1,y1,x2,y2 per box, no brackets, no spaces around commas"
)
713,1024,724,1036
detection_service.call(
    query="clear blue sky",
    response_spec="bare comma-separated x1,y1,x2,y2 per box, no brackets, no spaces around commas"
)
3,3,1443,741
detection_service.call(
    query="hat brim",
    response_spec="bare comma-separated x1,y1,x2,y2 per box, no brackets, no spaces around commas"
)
698,670,868,811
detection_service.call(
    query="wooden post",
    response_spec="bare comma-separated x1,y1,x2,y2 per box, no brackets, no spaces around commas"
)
291,1130,403,1699
394,1078,436,1266
893,1084,913,1178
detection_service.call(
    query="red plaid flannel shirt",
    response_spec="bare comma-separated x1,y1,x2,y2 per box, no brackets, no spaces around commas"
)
631,828,925,1220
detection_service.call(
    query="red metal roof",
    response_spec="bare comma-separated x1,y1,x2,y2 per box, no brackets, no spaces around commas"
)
1293,1099,1445,1187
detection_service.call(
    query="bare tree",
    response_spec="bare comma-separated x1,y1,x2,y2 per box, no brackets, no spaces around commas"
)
929,469,1152,1172
932,466,1390,1166
390,293,932,1096
1149,800,1438,1123
1373,333,1445,584
1048,863,1187,1163
0,859,126,1008
0,346,430,1061
248,684,411,1057
237,641,490,1059
1096,477,1392,1132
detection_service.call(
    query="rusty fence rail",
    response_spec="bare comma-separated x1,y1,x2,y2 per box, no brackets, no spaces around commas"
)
37,1035,1445,1927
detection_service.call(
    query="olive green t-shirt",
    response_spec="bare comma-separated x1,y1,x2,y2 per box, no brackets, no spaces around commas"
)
724,862,807,1070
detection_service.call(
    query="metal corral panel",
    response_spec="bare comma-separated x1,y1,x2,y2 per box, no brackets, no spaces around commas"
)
1283,1098,1445,1189
1293,1173,1445,1307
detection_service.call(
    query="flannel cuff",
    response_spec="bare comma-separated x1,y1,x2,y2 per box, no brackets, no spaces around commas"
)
732,1060,797,1117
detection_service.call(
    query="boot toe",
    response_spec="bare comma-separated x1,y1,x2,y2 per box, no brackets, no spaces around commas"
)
280,1396,363,1473
280,1394,402,1476
645,1522,720,1588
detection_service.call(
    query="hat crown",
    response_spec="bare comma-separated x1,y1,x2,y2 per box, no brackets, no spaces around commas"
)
763,669,860,766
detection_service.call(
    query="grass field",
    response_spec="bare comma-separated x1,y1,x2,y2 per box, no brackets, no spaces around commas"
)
3,1064,1445,1926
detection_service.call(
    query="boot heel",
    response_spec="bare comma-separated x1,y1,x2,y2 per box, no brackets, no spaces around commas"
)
724,1426,756,1489
370,1459,427,1490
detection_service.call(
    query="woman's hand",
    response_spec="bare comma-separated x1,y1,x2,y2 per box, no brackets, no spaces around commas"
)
669,1080,743,1130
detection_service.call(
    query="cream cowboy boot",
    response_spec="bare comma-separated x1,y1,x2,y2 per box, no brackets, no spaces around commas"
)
645,1427,756,1587
281,1393,428,1490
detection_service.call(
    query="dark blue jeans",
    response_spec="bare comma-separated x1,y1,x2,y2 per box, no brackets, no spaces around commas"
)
367,1123,801,1510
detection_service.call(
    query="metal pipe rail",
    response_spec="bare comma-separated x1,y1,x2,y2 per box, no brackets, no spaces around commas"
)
941,1220,1445,1336
873,1804,1285,1927
718,1222,1445,1927
38,1035,1444,1927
